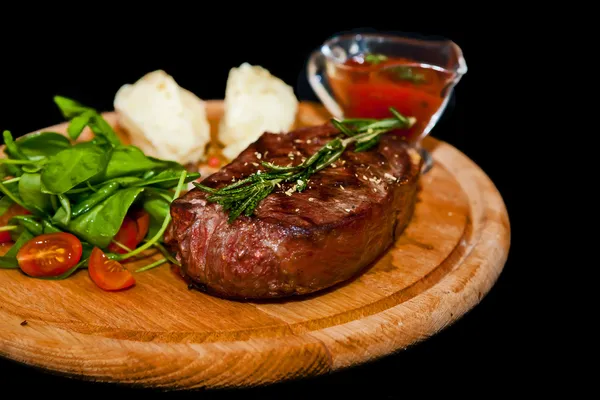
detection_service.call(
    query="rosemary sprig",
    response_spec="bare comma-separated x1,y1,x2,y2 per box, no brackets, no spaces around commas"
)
193,107,416,223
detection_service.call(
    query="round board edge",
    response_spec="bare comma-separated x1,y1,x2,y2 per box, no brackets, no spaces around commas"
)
0,100,511,390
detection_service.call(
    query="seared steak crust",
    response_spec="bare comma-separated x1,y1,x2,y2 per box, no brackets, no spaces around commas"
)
165,123,422,299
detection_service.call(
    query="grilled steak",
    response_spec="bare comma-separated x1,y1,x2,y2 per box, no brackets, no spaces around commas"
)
164,122,422,299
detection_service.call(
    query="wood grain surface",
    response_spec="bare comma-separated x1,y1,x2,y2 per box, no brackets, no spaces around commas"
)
0,101,510,390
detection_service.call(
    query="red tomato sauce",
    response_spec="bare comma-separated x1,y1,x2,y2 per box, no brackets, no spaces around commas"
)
327,54,454,140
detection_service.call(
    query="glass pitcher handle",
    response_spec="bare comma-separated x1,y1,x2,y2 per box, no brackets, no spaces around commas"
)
419,147,434,174
307,50,344,119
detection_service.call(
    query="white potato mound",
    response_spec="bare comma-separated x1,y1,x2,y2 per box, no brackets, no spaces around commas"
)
114,70,211,165
219,63,298,160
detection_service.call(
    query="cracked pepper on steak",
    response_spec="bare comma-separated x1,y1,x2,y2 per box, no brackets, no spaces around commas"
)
164,122,422,299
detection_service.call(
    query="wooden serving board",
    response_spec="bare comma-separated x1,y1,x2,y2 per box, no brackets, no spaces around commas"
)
0,100,510,390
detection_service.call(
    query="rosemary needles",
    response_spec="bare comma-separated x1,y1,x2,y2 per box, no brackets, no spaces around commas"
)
193,107,416,223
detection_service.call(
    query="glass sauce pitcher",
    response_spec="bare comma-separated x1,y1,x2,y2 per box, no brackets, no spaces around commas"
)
307,32,467,173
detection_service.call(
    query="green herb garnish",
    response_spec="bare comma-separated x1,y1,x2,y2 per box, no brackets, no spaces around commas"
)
391,66,426,84
364,53,427,83
364,53,388,64
193,107,416,223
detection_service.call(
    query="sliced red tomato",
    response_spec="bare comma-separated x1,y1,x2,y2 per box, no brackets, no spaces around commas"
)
0,231,12,244
16,232,82,277
88,247,135,291
0,204,31,243
130,209,150,244
107,216,138,254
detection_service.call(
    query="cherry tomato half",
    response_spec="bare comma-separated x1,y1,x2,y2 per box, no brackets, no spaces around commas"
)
16,232,82,277
107,216,138,254
88,247,135,291
131,209,150,244
0,231,12,244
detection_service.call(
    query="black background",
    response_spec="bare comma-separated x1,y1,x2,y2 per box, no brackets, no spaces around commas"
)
0,22,537,398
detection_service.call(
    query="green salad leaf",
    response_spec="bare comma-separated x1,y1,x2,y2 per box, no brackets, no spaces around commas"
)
41,143,111,194
0,95,200,279
18,173,53,214
15,132,71,160
2,131,27,160
142,192,171,239
53,187,145,248
0,196,14,215
53,95,121,146
67,110,96,140
132,168,200,189
92,145,166,183
53,96,91,119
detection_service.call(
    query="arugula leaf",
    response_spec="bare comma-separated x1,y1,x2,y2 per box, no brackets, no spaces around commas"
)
0,230,33,269
75,170,198,193
142,192,171,239
113,170,186,262
0,196,14,216
143,193,170,222
21,161,47,173
144,187,174,203
14,132,71,160
130,168,199,189
147,156,185,170
70,181,120,217
100,176,145,188
50,194,59,212
0,258,18,269
42,219,62,234
41,143,110,194
81,242,93,262
54,95,121,146
67,110,95,140
67,176,144,196
88,114,121,147
55,194,71,225
0,163,21,179
2,130,26,160
0,165,9,180
53,96,91,119
91,145,166,183
9,215,43,236
0,180,30,212
18,173,53,214
54,187,145,248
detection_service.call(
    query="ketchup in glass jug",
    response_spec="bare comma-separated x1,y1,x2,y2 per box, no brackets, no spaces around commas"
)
327,53,454,141
307,33,467,148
